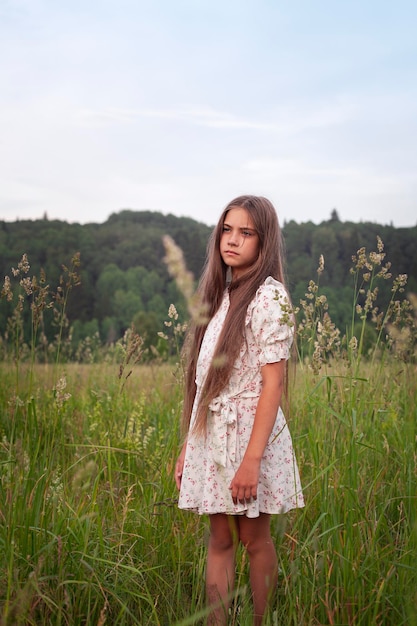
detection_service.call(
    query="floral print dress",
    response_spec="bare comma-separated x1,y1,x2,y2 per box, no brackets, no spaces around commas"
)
178,277,305,518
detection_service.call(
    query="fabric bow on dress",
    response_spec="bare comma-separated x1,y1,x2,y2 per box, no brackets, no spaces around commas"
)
208,391,257,468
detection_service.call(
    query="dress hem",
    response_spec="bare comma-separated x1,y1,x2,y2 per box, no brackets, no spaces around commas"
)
178,501,305,518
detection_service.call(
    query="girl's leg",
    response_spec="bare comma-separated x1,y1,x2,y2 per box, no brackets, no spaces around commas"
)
237,513,278,625
206,514,238,625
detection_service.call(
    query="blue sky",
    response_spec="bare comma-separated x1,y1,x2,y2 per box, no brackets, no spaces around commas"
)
1,0,416,227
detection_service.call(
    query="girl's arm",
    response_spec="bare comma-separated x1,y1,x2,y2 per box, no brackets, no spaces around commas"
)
229,360,285,504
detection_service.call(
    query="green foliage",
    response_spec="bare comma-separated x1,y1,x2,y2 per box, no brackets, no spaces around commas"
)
0,212,205,350
0,354,416,623
280,361,417,626
0,362,185,626
295,236,416,372
1,213,416,354
0,246,417,624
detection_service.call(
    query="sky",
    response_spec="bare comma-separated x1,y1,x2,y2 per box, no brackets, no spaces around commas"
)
1,0,416,228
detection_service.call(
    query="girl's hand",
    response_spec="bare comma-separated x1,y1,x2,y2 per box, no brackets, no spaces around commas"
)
175,441,187,490
229,459,260,504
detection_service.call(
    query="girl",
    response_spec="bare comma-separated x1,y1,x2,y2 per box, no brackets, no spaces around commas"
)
175,196,304,625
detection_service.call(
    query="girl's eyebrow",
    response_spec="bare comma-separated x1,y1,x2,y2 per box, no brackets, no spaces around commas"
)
223,221,256,232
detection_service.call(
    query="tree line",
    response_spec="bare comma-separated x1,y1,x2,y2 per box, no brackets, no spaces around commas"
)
1,209,416,358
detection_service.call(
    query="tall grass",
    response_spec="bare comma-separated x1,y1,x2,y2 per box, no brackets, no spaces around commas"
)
0,243,416,625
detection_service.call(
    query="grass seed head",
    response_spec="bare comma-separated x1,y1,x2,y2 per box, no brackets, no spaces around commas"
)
1,276,13,301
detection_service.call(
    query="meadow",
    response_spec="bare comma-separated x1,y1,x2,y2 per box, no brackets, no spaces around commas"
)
0,240,416,625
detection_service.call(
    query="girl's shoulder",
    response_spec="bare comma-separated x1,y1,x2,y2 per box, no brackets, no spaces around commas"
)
246,276,293,324
246,278,294,356
260,275,287,291
253,276,290,304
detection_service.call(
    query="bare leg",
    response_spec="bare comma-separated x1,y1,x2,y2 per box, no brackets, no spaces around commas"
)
238,514,278,626
206,514,238,625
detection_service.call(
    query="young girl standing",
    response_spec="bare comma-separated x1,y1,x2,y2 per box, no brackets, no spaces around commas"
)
175,196,304,625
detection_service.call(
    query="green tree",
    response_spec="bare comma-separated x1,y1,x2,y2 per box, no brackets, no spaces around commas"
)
113,290,144,330
95,264,126,318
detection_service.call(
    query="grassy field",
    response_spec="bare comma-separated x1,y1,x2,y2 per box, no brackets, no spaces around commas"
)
0,354,416,625
1,242,416,624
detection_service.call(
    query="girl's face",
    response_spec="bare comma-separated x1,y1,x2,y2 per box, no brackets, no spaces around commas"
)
220,207,259,279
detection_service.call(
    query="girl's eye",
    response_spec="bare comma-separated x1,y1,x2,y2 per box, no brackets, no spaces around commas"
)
222,226,230,232
243,230,252,236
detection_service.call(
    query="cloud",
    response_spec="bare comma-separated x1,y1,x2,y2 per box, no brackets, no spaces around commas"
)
243,156,410,196
76,98,355,134
0,0,416,228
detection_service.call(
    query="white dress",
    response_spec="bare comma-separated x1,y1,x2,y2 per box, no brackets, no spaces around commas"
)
178,277,305,518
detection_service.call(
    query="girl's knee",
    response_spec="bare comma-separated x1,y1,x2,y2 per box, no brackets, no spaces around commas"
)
240,534,274,557
209,515,238,552
209,527,236,552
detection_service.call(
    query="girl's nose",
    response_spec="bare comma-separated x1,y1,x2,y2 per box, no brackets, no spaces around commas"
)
228,230,240,246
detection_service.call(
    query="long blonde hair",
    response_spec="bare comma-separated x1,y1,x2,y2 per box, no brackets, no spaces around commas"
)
182,195,289,436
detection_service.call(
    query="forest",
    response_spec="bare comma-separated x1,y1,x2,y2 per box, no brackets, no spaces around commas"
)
1,209,416,360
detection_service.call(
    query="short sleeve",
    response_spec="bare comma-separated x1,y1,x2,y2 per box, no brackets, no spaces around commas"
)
248,278,294,366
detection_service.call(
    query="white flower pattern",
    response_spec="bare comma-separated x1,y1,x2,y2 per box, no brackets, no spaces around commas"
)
178,277,305,518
